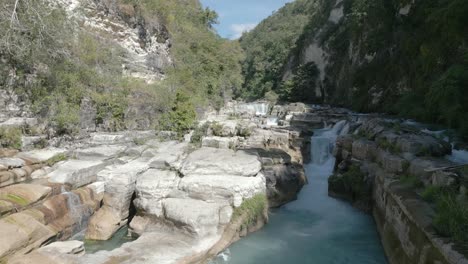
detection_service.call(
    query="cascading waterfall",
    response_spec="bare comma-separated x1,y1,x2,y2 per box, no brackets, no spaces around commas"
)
266,116,278,126
211,121,387,264
63,192,93,234
237,102,269,116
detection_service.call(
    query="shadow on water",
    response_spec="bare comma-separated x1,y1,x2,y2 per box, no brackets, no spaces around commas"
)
211,122,388,264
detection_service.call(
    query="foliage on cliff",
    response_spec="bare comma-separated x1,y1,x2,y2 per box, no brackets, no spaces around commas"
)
237,0,318,100
0,0,244,136
239,0,468,138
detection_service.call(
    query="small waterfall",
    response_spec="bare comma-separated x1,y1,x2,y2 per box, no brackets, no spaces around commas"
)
64,192,93,234
215,118,387,264
237,102,269,116
311,121,348,165
266,116,278,126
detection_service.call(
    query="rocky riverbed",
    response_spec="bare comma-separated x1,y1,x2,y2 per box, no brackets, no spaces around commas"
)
0,101,314,264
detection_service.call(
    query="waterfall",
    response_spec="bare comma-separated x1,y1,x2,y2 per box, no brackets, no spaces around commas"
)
266,116,278,126
64,192,93,234
236,102,269,116
311,121,347,165
212,118,387,264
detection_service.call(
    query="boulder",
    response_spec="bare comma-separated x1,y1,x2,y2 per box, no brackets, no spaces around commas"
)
144,141,188,170
0,184,51,214
48,160,108,188
201,136,237,149
133,169,180,217
263,164,306,207
217,120,238,136
0,212,56,260
85,206,123,241
0,158,25,169
39,241,85,256
358,118,387,139
395,134,451,157
409,158,455,185
352,139,378,160
178,174,266,207
16,148,67,164
180,148,261,177
336,135,354,152
431,170,457,187
162,198,232,237
87,159,149,240
72,145,126,160
376,150,409,174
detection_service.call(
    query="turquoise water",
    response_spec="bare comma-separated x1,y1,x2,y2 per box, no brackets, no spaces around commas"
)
212,126,388,264
83,226,135,254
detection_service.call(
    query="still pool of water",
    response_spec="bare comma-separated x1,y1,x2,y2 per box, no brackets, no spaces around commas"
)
212,124,388,264
82,226,135,254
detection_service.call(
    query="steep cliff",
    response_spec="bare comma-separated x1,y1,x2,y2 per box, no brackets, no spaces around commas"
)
0,0,243,141
240,0,468,138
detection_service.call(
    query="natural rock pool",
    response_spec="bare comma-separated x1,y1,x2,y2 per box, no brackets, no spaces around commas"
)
212,124,388,264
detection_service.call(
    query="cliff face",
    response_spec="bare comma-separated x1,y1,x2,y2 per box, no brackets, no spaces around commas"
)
67,0,172,83
240,0,468,137
330,118,468,264
0,0,244,140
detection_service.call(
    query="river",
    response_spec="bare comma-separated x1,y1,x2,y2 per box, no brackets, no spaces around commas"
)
212,122,388,264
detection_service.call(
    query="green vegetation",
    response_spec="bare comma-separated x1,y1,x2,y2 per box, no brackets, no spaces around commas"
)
210,122,224,137
376,138,402,154
232,194,268,227
1,0,244,136
238,0,319,100
45,153,68,167
328,165,372,205
399,174,424,189
236,125,252,138
278,62,320,102
0,127,22,149
2,194,29,206
239,0,468,138
159,92,197,138
433,193,468,244
190,122,211,146
132,0,244,107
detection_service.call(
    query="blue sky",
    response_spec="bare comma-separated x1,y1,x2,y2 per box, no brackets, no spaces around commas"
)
200,0,293,39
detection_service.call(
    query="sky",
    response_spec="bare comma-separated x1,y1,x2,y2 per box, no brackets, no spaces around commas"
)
200,0,293,39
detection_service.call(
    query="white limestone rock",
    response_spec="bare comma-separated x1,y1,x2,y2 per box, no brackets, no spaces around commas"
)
16,148,67,164
48,160,108,188
180,148,261,177
39,241,85,256
73,145,127,160
201,136,238,149
162,198,230,237
178,173,266,207
134,169,180,217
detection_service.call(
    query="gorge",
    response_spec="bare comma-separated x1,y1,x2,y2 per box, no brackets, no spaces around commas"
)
0,0,467,263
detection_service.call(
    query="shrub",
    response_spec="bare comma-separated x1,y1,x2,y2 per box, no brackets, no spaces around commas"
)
376,138,402,154
52,100,80,135
191,122,211,146
232,194,268,227
422,186,443,203
433,194,468,244
237,125,252,138
399,174,424,188
159,91,197,138
211,122,224,137
0,127,22,149
46,153,68,167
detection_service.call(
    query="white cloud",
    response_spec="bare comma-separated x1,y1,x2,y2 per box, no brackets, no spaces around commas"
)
230,23,257,39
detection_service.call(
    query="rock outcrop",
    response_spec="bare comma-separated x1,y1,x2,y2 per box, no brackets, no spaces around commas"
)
330,117,468,264
0,101,314,264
